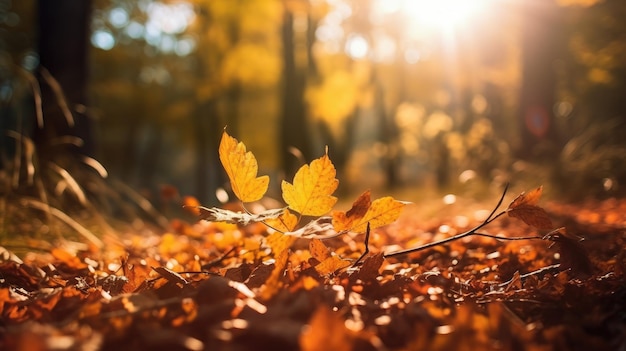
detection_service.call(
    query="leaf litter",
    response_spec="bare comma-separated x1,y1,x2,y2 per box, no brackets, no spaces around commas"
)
1,131,625,351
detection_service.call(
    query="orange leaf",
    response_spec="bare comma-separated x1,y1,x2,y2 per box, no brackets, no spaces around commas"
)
260,248,290,300
265,232,297,256
309,238,331,262
281,148,339,216
219,130,269,202
265,208,298,232
508,186,543,209
332,190,371,231
314,255,351,275
333,196,407,233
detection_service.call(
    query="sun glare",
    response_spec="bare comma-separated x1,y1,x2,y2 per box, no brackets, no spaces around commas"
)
402,0,490,30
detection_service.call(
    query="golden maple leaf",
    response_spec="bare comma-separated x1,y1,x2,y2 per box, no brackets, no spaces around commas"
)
281,148,339,216
333,193,407,233
219,130,269,202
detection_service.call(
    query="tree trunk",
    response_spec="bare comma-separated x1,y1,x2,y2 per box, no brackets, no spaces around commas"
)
280,9,312,178
36,0,93,157
517,0,564,160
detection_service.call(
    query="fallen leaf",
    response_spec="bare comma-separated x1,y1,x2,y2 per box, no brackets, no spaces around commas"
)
334,196,407,233
315,255,351,275
282,148,339,216
265,232,297,256
260,249,290,300
332,190,372,231
309,239,331,262
506,187,553,229
219,130,269,202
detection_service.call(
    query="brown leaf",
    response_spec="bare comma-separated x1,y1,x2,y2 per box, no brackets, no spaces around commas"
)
508,204,553,229
309,239,331,262
508,186,543,209
352,253,384,282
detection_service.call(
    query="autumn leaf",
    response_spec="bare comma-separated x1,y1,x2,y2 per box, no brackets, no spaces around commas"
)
219,130,269,202
333,195,407,233
331,190,371,231
259,248,290,300
314,255,351,275
507,186,553,229
281,148,339,216
309,238,331,262
265,232,297,256
265,208,298,232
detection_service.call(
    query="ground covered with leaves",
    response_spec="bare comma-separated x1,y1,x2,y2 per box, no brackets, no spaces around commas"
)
1,193,625,351
2,131,625,350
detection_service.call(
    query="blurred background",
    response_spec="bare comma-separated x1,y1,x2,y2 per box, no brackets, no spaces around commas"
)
2,0,626,211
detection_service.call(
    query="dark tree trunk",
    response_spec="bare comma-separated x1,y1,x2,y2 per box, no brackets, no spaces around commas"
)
194,99,225,205
280,9,312,178
36,0,93,156
517,0,564,160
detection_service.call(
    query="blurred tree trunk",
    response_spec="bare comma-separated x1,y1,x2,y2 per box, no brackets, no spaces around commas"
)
517,0,564,160
194,99,224,205
36,0,93,157
280,8,312,177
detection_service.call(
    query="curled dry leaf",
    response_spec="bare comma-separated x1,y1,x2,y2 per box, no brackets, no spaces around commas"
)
507,186,553,229
219,130,269,202
196,206,285,226
281,148,339,216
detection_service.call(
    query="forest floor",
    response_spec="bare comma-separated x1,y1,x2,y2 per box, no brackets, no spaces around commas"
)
1,190,625,351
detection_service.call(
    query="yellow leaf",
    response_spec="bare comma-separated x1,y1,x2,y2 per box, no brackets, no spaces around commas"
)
333,196,407,233
265,232,297,256
260,248,289,300
314,255,351,275
265,208,299,232
219,130,269,202
281,149,339,216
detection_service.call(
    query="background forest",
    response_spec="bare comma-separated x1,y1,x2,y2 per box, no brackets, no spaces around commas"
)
1,0,626,208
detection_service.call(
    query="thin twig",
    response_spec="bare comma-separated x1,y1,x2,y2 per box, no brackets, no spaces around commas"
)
383,184,544,259
353,222,370,266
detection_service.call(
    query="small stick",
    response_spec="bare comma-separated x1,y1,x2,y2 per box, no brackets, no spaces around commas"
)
353,222,371,266
383,184,542,259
